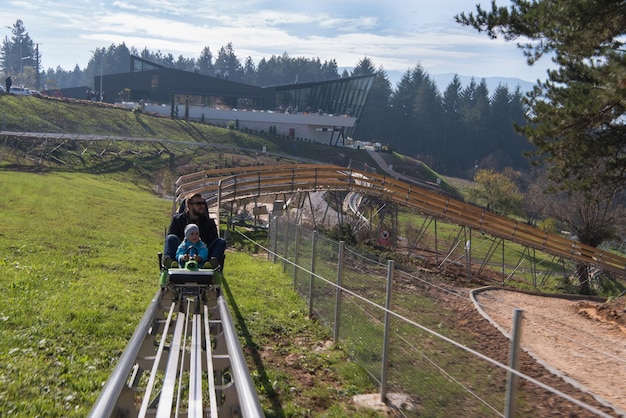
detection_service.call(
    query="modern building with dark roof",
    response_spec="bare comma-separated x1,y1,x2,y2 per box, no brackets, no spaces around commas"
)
95,55,375,144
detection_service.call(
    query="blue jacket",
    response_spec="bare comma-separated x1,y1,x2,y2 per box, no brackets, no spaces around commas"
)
176,239,209,267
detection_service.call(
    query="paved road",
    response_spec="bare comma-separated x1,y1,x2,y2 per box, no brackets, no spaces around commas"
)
366,149,440,191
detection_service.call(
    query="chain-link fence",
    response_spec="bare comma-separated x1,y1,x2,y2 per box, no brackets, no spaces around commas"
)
268,215,618,417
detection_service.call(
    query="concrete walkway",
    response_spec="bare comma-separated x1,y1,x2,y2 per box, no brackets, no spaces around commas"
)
366,149,439,190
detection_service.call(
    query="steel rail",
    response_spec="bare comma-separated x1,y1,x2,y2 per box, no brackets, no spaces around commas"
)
89,289,163,418
218,295,264,417
89,282,262,417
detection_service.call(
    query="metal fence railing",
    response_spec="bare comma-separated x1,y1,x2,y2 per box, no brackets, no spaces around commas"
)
268,215,618,418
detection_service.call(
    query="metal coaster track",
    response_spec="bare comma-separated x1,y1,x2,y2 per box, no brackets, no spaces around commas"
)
89,269,263,418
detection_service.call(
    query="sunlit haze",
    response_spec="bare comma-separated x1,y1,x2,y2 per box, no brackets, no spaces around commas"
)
1,0,553,87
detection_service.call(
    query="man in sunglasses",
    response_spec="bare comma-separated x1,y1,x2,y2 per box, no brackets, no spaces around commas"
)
162,192,226,270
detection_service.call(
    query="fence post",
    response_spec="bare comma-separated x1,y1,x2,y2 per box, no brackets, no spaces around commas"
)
270,216,278,263
502,239,506,285
283,219,289,273
465,228,472,280
333,241,344,342
434,218,439,265
216,180,222,234
308,230,317,318
504,309,524,417
380,259,394,403
294,223,300,289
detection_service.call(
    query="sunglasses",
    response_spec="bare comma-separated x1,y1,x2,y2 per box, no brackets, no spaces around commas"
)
190,201,206,206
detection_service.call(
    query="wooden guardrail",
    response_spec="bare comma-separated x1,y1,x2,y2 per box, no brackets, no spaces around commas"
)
175,164,626,277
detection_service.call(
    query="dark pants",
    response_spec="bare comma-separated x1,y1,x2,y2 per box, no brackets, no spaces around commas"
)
163,234,227,267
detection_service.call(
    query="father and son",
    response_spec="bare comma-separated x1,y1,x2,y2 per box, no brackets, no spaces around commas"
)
163,192,226,270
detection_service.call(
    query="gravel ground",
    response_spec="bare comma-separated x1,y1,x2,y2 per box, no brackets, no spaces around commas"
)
472,288,626,416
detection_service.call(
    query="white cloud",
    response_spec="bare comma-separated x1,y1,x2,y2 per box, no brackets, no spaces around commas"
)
0,0,553,85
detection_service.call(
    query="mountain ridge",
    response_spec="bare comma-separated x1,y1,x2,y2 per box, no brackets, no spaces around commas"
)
430,73,536,94
366,68,537,94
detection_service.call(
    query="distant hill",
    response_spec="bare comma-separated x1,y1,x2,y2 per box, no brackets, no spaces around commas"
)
372,68,537,94
342,67,538,95
430,73,536,94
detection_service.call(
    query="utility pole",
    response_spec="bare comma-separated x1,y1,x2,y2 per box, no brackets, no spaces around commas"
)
35,43,40,90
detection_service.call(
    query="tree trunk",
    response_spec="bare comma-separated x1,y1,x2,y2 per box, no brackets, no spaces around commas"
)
576,263,591,295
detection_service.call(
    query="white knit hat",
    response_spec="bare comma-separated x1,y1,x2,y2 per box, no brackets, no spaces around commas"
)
184,223,199,239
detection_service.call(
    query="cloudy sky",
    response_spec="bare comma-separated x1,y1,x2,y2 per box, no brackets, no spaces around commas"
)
1,0,553,87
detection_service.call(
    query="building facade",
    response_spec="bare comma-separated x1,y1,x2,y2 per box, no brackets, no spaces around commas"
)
99,56,375,144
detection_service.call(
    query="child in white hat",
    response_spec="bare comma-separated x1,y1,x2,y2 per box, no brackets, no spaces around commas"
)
175,223,209,268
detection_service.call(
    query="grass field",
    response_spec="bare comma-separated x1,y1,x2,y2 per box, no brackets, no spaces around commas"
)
0,171,383,417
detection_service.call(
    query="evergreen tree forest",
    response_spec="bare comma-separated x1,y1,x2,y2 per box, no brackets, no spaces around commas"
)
458,0,626,294
2,19,530,179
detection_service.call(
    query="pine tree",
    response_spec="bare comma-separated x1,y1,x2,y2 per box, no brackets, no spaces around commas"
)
457,0,626,293
456,0,626,194
214,43,243,82
197,46,215,76
1,20,36,87
352,58,393,143
413,77,443,167
390,66,429,156
441,75,464,174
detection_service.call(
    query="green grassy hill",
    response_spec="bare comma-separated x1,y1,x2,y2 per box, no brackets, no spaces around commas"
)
0,93,459,198
0,94,369,168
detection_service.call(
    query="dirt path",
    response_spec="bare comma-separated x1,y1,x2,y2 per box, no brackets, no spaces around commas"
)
472,288,626,416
